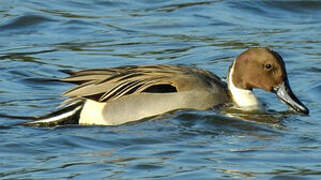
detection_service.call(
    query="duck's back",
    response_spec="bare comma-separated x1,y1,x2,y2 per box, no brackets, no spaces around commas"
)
61,65,229,125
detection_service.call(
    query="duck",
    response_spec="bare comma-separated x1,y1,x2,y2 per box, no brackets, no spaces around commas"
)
24,47,309,126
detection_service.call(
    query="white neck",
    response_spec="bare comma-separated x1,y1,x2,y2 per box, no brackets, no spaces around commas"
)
227,61,262,111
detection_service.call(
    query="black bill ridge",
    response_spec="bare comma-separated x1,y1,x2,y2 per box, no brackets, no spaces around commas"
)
273,79,309,115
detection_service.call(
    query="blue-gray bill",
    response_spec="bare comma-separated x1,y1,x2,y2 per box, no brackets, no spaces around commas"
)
273,79,309,115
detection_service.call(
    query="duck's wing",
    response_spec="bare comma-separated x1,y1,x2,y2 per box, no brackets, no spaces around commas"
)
60,64,226,104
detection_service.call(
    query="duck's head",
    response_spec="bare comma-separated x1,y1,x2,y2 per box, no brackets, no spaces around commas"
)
228,47,309,115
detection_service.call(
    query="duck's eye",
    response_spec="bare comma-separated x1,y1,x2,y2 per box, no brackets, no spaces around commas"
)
265,63,272,70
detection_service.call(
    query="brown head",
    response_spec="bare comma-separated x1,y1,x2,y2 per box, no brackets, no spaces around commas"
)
232,47,285,91
231,47,309,114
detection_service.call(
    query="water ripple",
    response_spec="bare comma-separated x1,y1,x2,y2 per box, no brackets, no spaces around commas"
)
0,0,320,179
0,15,55,31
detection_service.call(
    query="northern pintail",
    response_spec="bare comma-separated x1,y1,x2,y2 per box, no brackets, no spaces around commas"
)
25,47,309,126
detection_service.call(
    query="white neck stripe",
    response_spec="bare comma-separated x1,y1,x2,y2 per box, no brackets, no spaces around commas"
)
227,61,262,111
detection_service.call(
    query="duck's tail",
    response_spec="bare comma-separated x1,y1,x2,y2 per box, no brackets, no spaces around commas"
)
0,101,84,127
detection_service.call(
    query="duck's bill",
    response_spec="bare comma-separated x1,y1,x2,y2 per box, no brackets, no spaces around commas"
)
273,80,309,115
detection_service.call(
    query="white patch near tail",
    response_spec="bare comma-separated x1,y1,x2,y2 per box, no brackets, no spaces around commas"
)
79,99,108,125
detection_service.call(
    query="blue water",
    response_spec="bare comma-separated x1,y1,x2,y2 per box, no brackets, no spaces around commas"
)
1,0,321,179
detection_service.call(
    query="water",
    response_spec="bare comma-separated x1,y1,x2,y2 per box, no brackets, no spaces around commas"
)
0,0,321,179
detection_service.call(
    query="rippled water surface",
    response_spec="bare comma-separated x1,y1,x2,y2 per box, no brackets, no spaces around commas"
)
1,0,321,179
